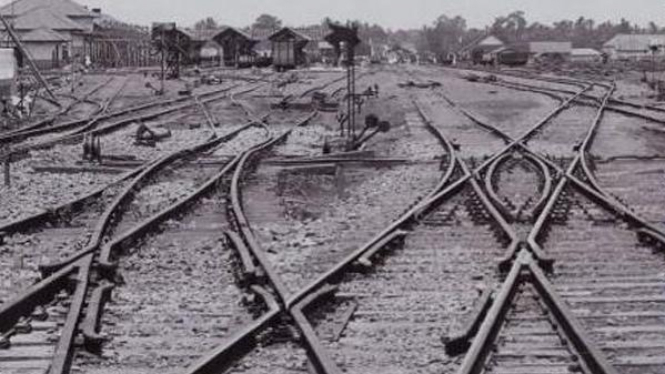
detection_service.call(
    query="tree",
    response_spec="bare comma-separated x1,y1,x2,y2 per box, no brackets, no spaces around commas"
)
649,21,660,34
253,14,282,30
193,17,218,30
492,11,528,42
421,14,468,59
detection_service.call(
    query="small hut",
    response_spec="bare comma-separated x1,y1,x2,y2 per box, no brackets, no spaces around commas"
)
269,27,310,71
213,27,258,68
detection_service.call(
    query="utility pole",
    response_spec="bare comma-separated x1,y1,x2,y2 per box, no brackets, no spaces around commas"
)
324,22,360,149
160,27,165,95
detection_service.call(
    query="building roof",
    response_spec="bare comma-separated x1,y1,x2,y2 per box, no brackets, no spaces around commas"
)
268,27,310,42
458,33,505,54
10,7,84,31
571,48,601,56
248,27,276,41
0,0,95,18
604,34,665,51
187,28,224,42
478,35,505,47
214,27,258,43
529,41,572,54
294,24,330,41
20,27,70,41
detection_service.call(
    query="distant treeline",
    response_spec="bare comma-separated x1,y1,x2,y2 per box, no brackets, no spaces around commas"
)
418,11,663,59
192,12,663,59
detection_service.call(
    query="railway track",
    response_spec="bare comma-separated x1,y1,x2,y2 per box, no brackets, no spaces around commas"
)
177,69,596,374
461,67,665,232
2,65,664,374
0,72,349,374
2,75,117,138
423,68,665,374
0,80,271,227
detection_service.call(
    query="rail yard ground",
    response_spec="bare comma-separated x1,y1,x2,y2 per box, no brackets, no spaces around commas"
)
1,63,665,374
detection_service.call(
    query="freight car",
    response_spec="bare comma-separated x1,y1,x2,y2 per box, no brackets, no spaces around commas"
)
272,40,297,71
497,49,530,66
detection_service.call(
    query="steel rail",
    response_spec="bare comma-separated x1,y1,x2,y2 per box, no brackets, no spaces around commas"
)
457,250,619,374
448,75,665,268
0,96,275,373
181,72,368,374
433,80,613,267
285,84,591,315
227,112,349,374
0,80,278,364
0,76,117,141
0,82,250,156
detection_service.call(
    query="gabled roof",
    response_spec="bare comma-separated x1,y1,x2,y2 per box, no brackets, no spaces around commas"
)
295,24,330,41
0,0,95,18
268,27,310,42
20,27,70,42
248,27,276,41
478,35,505,46
213,27,258,43
187,28,224,42
458,33,505,54
9,7,84,31
604,34,665,51
529,41,572,54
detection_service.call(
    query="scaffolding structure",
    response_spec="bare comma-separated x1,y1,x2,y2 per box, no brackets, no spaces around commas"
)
151,23,192,80
85,32,157,68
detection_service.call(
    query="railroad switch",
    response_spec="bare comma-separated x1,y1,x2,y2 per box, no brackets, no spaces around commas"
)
82,134,102,163
0,333,9,349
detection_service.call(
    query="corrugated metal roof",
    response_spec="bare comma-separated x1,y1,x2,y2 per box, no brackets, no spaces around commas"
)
214,27,258,42
604,34,665,51
458,33,505,54
269,27,311,42
478,35,504,46
10,7,84,31
529,41,572,54
0,0,94,18
21,27,70,41
187,28,224,42
571,48,601,56
295,25,330,41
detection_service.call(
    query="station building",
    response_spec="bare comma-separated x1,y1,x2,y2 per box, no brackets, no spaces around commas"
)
603,34,665,61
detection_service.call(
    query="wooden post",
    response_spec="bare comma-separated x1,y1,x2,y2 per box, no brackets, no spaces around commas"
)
3,155,10,188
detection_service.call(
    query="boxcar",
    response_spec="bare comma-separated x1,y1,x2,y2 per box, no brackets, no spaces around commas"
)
272,40,296,71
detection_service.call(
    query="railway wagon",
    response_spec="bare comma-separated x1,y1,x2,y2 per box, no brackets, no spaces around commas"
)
272,40,297,70
497,49,530,66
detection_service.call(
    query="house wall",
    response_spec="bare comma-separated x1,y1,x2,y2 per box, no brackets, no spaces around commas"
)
570,55,600,63
604,47,665,60
529,42,572,55
24,42,61,68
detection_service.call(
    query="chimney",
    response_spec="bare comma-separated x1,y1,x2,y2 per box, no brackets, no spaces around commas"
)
92,8,102,14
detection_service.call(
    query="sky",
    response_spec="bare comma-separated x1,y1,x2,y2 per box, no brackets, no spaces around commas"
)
2,0,663,30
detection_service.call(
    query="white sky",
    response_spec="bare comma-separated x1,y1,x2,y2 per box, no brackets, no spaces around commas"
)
2,0,663,29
